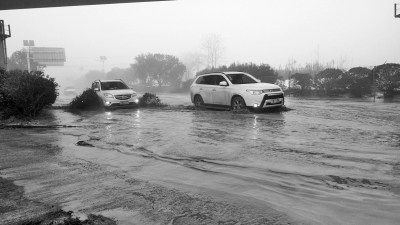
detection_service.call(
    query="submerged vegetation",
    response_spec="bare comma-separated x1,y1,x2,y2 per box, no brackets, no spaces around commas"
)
68,90,163,110
138,92,163,107
19,210,116,225
68,88,103,110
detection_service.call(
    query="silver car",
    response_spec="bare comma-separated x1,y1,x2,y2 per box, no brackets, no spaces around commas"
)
190,72,284,110
92,79,139,108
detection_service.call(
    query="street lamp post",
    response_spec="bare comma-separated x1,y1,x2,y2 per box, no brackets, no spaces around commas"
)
23,40,34,72
95,56,107,79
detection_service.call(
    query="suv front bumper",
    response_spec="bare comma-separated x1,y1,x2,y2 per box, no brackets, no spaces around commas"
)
246,93,284,108
103,97,139,107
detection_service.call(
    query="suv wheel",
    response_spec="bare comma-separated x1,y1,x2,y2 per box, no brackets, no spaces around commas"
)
231,96,246,110
194,95,205,108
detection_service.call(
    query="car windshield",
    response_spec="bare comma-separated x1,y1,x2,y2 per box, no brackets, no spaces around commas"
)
101,81,129,90
225,74,258,84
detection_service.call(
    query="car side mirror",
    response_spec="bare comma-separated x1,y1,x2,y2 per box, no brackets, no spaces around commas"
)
94,88,99,91
219,81,228,86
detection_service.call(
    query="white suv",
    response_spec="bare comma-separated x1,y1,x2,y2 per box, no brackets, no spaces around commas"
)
190,72,284,110
91,79,139,108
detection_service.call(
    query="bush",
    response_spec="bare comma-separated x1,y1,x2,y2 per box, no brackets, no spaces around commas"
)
138,93,162,106
0,69,58,118
69,88,103,110
181,78,194,92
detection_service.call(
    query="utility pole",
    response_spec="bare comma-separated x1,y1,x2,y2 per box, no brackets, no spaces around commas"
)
373,66,375,102
288,71,291,97
96,56,107,79
23,40,34,72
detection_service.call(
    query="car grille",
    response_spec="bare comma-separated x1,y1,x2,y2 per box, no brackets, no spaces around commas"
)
115,94,131,100
263,88,281,93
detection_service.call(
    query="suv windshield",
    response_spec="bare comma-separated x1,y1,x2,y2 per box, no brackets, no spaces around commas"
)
101,81,129,90
225,73,258,84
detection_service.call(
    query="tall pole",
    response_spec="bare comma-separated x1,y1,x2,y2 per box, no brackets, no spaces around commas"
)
373,67,375,102
102,60,105,79
27,45,31,72
23,40,34,72
288,71,291,97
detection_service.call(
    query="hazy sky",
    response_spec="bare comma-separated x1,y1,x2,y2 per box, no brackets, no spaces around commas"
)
2,0,400,85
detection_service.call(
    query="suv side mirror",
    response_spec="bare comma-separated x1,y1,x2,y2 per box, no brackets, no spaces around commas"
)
219,81,228,86
94,88,99,91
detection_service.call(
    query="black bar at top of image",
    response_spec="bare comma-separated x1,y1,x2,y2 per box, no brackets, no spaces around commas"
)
0,0,172,10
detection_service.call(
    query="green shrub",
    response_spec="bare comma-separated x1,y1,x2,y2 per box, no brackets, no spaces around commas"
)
181,78,194,92
0,69,58,118
69,88,103,110
138,92,162,106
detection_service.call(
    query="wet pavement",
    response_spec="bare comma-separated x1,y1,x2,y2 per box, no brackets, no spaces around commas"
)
1,93,400,225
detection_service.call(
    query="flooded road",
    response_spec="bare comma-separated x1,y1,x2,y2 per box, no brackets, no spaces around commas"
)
1,93,400,225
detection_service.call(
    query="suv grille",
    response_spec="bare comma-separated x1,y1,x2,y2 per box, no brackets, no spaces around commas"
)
263,88,281,93
115,94,131,100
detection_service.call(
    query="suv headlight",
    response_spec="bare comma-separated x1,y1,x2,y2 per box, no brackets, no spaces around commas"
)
246,89,263,95
131,93,137,97
103,93,114,98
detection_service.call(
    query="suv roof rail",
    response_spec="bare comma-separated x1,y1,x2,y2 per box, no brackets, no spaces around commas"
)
197,71,223,76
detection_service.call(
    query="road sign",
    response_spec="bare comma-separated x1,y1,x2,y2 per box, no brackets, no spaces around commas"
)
31,47,66,66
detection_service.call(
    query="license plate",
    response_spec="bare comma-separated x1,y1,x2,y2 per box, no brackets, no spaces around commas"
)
268,98,281,104
120,101,129,105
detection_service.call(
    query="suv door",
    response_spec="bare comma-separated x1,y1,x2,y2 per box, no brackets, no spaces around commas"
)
212,75,229,106
197,75,214,104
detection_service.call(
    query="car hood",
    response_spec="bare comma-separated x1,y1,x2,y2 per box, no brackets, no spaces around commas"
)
232,83,281,89
102,89,135,95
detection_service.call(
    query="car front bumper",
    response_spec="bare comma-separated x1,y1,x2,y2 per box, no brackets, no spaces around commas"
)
103,97,139,107
245,93,284,108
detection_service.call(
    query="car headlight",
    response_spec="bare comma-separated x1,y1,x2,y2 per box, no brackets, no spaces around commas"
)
131,93,137,97
246,89,263,95
103,93,114,98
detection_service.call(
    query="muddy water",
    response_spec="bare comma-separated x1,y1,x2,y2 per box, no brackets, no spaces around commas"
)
2,94,400,225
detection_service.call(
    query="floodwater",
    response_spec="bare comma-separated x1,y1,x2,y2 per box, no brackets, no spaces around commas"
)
1,93,400,225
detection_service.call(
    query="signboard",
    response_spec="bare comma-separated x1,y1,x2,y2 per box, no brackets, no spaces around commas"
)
31,47,66,66
23,40,34,46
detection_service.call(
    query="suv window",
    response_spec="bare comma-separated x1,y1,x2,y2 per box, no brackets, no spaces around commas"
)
195,76,204,84
225,73,257,84
196,75,228,85
196,75,213,85
92,82,99,89
215,75,227,85
101,81,128,90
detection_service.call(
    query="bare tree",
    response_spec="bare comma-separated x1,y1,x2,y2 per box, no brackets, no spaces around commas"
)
180,51,203,80
200,33,225,68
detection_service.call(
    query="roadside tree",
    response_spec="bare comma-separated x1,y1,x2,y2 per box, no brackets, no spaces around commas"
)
228,63,278,83
373,63,400,98
132,53,186,87
7,49,44,71
0,69,58,118
106,67,136,85
197,62,279,84
180,51,203,80
290,73,313,96
341,67,371,98
200,33,225,68
314,68,344,96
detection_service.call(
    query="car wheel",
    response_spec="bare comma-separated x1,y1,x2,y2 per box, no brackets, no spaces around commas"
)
194,95,205,108
231,96,246,110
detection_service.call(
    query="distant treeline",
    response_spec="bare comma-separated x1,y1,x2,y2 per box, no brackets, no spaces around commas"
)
196,63,400,99
67,52,400,99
